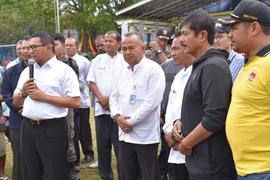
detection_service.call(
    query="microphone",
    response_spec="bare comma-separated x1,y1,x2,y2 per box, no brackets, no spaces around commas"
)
28,58,35,78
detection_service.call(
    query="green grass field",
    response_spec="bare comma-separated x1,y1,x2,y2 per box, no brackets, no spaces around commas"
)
5,108,118,180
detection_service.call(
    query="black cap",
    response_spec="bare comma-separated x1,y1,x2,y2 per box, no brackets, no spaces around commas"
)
218,0,270,26
156,28,171,40
215,23,231,33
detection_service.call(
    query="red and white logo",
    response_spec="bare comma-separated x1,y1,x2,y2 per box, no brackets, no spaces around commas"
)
248,70,258,81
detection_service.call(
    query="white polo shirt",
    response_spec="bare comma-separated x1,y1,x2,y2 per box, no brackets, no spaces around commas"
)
162,65,192,164
71,53,91,108
14,56,80,119
87,53,126,116
110,57,165,144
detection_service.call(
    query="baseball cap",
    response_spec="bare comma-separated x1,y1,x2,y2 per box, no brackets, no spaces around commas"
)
156,28,171,39
215,23,231,33
218,0,270,26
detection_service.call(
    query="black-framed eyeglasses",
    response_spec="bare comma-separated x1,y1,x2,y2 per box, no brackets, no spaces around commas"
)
29,44,47,50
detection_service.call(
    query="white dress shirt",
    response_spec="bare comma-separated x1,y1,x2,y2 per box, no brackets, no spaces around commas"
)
71,53,91,108
87,53,126,116
110,57,165,144
162,65,192,164
14,56,80,119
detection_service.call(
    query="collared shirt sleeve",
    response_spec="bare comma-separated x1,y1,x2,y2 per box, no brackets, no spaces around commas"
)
62,67,80,97
14,68,28,94
128,66,165,125
87,57,97,83
200,64,232,132
82,57,91,81
163,82,177,134
109,79,121,118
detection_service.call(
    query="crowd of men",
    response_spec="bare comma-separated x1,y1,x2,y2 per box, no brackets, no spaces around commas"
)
0,0,269,180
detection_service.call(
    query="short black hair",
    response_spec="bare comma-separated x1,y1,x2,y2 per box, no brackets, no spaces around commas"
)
31,31,55,52
174,31,182,38
52,33,65,44
105,31,121,42
65,37,80,47
243,21,270,36
124,32,144,43
181,11,215,45
23,35,31,41
95,35,105,42
262,26,270,35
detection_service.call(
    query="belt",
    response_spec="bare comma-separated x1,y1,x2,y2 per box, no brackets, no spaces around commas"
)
24,117,65,126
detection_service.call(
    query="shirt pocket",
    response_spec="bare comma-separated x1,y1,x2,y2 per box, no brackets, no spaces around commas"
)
40,80,60,95
135,82,147,100
95,66,107,81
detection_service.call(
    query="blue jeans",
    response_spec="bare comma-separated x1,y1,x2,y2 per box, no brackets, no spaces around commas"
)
238,172,270,180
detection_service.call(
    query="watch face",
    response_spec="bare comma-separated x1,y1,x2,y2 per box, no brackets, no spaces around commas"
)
157,49,162,54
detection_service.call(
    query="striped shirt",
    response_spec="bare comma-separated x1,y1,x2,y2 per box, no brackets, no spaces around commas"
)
228,50,245,82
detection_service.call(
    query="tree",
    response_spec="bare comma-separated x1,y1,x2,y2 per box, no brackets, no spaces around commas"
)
61,0,140,35
0,0,56,44
60,0,139,53
0,0,139,44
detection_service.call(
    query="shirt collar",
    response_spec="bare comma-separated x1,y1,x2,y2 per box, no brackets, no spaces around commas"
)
34,56,57,69
70,53,78,59
106,52,119,59
256,44,270,57
127,56,146,72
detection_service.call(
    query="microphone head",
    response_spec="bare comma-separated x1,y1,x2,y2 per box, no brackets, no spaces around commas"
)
28,58,35,65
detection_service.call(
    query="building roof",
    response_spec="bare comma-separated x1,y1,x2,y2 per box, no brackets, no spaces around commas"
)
116,0,223,20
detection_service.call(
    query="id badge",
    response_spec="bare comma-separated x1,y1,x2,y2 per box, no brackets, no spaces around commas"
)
129,94,136,105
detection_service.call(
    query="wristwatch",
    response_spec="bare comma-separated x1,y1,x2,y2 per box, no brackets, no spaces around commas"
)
19,89,27,98
156,49,163,54
112,114,121,123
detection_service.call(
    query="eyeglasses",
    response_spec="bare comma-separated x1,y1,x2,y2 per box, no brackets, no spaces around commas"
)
29,44,47,50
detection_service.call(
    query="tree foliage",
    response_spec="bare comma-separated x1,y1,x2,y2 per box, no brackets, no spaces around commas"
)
0,0,139,44
0,0,55,44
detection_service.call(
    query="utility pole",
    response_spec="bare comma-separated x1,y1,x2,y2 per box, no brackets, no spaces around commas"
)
54,0,60,33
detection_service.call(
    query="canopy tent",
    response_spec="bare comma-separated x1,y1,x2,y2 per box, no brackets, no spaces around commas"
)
116,0,224,21
116,0,270,21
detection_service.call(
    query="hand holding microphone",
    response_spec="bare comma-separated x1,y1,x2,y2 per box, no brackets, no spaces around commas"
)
25,59,48,101
21,59,36,98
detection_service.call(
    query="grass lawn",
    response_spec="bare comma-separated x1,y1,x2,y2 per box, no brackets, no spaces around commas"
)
5,108,118,180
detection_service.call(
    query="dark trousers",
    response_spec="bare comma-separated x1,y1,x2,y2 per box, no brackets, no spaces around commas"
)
159,129,174,179
73,109,80,165
21,117,69,180
79,108,94,157
174,164,189,180
73,108,94,165
119,141,160,180
95,114,120,180
10,128,22,180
